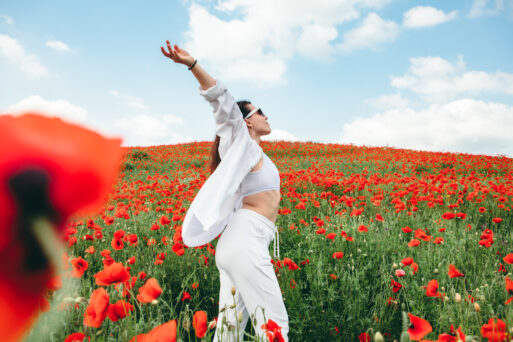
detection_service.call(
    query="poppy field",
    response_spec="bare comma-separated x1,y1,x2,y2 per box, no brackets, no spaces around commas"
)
26,140,513,341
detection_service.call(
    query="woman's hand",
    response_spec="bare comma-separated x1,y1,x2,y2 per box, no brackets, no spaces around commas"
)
161,41,195,67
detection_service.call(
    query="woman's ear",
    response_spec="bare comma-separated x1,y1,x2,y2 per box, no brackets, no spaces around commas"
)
244,119,252,129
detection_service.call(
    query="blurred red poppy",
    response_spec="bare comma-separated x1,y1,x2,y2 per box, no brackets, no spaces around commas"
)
64,332,90,342
137,278,163,303
83,287,110,328
481,318,507,341
0,113,122,341
107,300,134,322
71,256,89,278
94,262,130,286
130,320,177,342
193,310,207,338
448,265,464,278
407,313,432,341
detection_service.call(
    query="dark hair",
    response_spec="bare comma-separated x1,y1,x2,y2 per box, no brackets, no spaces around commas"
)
208,100,252,173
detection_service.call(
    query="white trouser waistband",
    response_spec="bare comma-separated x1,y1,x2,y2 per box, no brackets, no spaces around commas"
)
238,208,279,259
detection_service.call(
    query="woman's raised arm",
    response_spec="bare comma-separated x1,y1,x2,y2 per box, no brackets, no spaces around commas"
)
161,40,216,91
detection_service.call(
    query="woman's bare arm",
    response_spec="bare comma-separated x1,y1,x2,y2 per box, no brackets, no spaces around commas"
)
160,40,216,90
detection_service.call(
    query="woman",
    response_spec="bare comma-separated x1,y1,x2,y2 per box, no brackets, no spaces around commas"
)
161,40,289,341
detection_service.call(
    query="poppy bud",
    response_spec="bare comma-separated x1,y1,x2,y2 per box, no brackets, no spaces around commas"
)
151,299,159,305
474,303,480,312
63,297,74,304
443,295,449,302
393,263,398,269
400,331,411,342
208,320,217,329
455,293,462,303
182,316,190,332
374,332,385,342
238,312,243,323
75,297,85,304
231,286,236,296
434,268,439,274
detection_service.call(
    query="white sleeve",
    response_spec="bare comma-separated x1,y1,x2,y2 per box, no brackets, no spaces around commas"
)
199,80,246,160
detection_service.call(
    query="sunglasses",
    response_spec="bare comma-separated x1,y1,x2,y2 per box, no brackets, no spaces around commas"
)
245,107,265,119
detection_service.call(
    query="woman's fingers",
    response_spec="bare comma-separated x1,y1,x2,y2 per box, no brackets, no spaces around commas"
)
161,40,187,64
160,46,171,57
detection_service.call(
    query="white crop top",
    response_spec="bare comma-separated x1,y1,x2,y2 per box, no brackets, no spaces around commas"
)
240,153,280,198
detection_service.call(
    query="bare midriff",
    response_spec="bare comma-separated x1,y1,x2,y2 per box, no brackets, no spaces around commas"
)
241,156,281,224
241,189,281,224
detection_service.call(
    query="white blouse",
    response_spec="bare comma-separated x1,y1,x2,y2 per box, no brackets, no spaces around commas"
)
181,80,263,247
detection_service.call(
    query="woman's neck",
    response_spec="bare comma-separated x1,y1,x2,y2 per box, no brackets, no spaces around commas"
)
249,130,261,144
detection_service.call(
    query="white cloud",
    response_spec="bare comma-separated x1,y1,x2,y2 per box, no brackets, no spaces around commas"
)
403,6,457,28
114,114,191,147
364,92,411,110
183,0,395,85
109,90,147,109
469,0,513,17
340,98,513,157
7,95,88,123
163,114,185,125
0,34,48,78
262,128,300,142
1,15,14,25
338,13,399,53
45,40,71,53
391,55,513,102
296,24,338,61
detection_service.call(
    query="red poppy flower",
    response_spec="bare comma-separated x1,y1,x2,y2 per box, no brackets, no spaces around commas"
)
107,300,134,322
137,278,163,303
358,225,368,232
326,232,336,240
71,256,89,278
448,265,464,278
493,218,502,223
160,215,171,225
375,213,384,222
433,237,444,244
425,279,443,298
0,113,122,340
407,313,432,341
358,332,371,342
193,310,208,338
130,320,177,342
261,318,284,341
402,226,413,233
182,291,191,301
411,262,419,274
332,251,344,259
172,243,185,256
437,324,465,342
408,239,420,247
481,318,507,342
442,212,455,220
83,287,110,328
94,262,130,286
64,332,90,342
391,279,402,293
315,228,326,234
503,254,513,264
111,237,124,250
402,257,414,266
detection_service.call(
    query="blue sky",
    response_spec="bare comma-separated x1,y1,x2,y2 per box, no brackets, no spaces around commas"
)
1,0,512,157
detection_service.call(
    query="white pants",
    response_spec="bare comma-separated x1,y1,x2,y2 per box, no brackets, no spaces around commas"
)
213,208,289,342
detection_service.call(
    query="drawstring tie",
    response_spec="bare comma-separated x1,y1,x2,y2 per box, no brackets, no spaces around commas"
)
273,227,280,260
